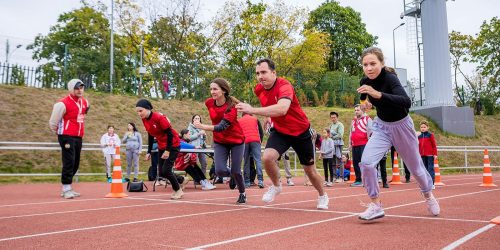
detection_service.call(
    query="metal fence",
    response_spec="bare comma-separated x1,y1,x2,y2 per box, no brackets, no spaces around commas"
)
1,141,499,177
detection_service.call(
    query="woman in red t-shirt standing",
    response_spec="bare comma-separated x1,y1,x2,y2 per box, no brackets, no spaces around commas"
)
193,78,246,204
136,99,185,200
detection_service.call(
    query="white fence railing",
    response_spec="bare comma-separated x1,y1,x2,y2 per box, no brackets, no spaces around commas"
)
1,141,499,177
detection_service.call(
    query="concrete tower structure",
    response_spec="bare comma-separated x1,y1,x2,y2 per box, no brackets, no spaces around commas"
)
403,0,475,136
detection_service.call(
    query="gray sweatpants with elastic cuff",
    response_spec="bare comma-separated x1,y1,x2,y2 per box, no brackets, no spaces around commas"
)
360,116,433,198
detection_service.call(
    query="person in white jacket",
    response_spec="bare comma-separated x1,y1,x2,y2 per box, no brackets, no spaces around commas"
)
100,125,121,182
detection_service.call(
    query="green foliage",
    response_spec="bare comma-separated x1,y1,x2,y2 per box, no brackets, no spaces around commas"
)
306,0,377,75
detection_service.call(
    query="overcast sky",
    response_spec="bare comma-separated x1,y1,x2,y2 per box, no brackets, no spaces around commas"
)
1,0,498,83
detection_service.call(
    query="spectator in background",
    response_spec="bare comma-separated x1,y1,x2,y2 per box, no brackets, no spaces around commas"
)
49,79,89,199
320,128,335,186
188,114,208,177
418,120,438,189
100,125,121,183
177,129,216,190
329,111,345,181
348,105,372,187
122,122,142,182
239,113,265,188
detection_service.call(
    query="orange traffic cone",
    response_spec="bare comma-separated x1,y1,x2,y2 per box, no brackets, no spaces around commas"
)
346,159,355,184
105,146,128,198
434,157,445,186
391,151,403,185
479,149,496,187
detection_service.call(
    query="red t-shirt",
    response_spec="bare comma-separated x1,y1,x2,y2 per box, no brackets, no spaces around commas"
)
205,98,244,145
254,77,310,136
141,112,180,150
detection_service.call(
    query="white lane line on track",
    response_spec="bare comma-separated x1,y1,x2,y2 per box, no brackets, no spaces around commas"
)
0,207,253,243
186,188,500,250
0,202,167,220
0,183,497,243
441,224,496,250
0,180,483,220
0,175,487,208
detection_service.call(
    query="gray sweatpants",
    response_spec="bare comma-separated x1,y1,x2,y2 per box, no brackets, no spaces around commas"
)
125,150,139,179
213,142,245,194
360,116,433,198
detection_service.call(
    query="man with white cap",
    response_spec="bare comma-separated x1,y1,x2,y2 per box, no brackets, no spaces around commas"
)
49,79,90,199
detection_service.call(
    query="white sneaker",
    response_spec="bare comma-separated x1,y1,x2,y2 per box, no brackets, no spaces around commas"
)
432,185,436,190
262,185,282,203
359,202,385,220
423,192,440,216
60,189,80,197
171,189,184,200
287,178,295,186
326,182,333,187
61,190,75,199
201,180,216,190
317,194,329,210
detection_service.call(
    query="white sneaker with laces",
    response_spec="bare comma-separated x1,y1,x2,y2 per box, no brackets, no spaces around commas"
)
287,178,295,186
317,194,329,210
423,192,440,216
359,202,385,220
62,190,75,199
201,180,216,190
262,185,282,203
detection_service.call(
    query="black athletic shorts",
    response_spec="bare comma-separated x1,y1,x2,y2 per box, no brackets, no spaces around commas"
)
266,127,315,166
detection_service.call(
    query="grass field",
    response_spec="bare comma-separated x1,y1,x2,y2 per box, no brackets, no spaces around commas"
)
1,84,498,183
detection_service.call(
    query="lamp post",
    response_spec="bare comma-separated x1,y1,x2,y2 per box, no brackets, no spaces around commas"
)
392,22,405,68
109,0,114,93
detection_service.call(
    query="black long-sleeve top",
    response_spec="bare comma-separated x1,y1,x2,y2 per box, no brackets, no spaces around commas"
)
359,67,411,122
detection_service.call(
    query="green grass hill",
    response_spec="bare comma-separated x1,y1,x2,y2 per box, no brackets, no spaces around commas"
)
1,85,498,183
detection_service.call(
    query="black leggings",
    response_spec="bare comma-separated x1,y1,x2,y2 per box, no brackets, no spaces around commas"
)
185,165,207,183
323,158,334,182
158,148,181,191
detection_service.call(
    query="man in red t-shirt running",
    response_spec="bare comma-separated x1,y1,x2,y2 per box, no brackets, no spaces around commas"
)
236,58,328,209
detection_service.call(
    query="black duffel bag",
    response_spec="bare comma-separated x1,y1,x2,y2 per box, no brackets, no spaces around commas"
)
127,180,148,192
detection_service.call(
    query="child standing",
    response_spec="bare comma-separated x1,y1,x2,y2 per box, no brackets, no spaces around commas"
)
320,128,335,186
418,120,438,189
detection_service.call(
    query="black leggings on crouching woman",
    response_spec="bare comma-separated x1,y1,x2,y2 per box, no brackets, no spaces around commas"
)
158,148,181,191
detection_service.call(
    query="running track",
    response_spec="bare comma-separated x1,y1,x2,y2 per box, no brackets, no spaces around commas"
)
0,173,498,249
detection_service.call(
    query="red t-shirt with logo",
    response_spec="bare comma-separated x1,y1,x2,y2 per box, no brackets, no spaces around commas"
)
205,98,244,145
141,112,180,150
254,77,310,136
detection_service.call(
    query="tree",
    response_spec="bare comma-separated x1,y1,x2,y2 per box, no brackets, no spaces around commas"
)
470,17,500,100
148,0,216,100
212,0,310,103
449,31,473,106
306,0,377,75
27,5,136,93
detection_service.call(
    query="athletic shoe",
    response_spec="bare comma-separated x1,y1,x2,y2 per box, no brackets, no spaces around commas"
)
258,180,265,189
201,180,216,190
423,192,440,216
326,182,333,187
382,183,390,188
107,177,112,183
262,185,282,203
170,189,184,200
236,193,247,204
124,177,130,182
432,185,436,190
181,177,190,190
287,178,295,186
70,190,81,197
62,190,75,199
335,178,342,183
229,178,236,190
317,194,329,210
244,182,251,188
359,202,385,221
350,181,363,187
324,181,328,186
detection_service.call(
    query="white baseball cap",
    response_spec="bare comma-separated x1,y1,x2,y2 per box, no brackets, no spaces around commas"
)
67,79,84,90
